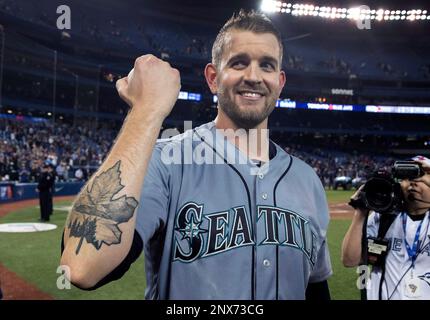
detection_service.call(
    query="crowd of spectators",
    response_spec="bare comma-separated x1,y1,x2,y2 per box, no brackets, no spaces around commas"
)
319,56,352,76
284,144,394,189
0,118,116,183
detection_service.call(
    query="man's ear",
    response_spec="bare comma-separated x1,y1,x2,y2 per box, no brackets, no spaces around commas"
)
279,70,286,90
204,63,218,94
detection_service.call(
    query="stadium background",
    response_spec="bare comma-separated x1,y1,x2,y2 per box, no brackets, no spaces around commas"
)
0,0,429,300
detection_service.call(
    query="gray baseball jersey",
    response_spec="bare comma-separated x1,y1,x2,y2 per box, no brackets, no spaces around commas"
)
135,121,332,299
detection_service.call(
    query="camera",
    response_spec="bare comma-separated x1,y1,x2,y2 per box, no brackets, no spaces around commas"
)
349,161,425,214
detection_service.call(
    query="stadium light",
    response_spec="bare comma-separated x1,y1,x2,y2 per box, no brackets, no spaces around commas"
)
260,1,430,23
261,0,277,12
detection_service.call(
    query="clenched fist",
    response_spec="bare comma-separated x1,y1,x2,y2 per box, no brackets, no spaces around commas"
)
116,54,181,121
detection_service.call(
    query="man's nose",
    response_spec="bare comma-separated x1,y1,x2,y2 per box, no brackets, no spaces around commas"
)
409,179,419,187
244,63,262,84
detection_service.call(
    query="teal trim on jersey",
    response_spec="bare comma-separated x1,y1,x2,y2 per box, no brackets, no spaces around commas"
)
205,211,230,254
200,206,255,259
257,204,317,265
227,206,255,248
257,206,283,245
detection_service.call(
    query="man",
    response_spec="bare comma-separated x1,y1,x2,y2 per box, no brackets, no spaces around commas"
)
56,161,68,182
342,157,430,300
37,164,55,222
61,10,332,299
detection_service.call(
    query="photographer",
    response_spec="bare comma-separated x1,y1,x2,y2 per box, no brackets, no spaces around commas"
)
342,156,430,300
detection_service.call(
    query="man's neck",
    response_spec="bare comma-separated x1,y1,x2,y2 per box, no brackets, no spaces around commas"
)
214,112,270,162
408,207,429,216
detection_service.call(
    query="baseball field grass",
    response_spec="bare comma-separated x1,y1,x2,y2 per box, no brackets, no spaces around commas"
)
0,190,360,300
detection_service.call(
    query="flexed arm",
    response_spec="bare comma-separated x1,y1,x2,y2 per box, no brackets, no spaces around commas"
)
61,55,180,288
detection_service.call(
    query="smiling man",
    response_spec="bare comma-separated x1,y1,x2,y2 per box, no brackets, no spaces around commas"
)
61,10,332,300
206,25,284,131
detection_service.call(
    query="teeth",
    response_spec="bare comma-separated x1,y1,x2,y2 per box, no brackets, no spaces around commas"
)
241,92,261,97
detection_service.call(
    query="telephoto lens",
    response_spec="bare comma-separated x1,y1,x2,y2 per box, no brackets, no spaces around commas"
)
363,176,396,213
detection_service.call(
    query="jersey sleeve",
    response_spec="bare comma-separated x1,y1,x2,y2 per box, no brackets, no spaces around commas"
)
135,144,171,245
366,212,380,238
309,239,333,283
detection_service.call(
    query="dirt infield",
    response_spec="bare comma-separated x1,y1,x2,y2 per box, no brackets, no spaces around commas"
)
0,196,74,300
0,262,53,300
329,202,354,220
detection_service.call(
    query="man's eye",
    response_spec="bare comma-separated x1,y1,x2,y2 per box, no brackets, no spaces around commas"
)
231,61,246,68
261,62,275,70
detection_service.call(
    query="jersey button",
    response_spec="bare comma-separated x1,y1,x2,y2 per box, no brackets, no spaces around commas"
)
258,173,264,179
261,192,268,200
263,259,271,267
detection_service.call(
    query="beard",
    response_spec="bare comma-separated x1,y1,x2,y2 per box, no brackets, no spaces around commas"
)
217,86,278,130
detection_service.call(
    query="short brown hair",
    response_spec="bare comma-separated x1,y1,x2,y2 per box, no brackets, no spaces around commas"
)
211,10,283,68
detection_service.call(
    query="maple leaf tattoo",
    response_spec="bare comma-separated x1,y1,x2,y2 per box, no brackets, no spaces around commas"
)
67,161,138,254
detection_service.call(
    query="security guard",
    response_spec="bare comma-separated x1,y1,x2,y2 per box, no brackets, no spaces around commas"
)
37,164,55,221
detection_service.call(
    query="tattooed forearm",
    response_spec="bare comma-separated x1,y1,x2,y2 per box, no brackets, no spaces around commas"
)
67,161,138,254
